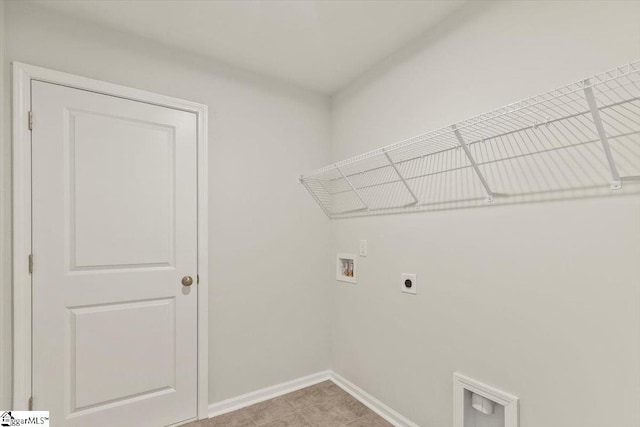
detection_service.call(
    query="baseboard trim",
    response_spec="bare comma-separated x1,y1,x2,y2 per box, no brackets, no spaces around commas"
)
329,371,419,427
208,370,331,418
207,370,417,427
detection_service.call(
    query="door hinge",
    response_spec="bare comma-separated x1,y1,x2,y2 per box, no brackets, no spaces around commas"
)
28,111,33,131
28,254,33,274
28,396,33,411
197,274,200,284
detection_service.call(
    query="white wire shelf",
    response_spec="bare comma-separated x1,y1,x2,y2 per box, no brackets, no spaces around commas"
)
300,60,640,219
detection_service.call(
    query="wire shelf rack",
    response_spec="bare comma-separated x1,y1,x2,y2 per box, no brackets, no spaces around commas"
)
300,61,640,219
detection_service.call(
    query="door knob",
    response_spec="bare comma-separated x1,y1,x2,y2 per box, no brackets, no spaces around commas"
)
181,276,194,287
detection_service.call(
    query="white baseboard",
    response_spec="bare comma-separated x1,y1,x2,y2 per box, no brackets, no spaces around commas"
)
329,371,419,427
208,370,331,418
208,369,417,427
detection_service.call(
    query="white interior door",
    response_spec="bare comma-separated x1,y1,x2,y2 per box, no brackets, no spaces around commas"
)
31,81,198,427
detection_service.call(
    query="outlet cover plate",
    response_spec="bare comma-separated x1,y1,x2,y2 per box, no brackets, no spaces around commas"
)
401,273,416,294
359,240,367,257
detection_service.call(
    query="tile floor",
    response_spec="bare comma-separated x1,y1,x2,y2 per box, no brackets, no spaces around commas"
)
185,380,392,427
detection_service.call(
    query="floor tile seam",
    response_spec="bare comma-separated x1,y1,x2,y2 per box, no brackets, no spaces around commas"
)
286,391,333,412
252,405,298,427
296,407,317,427
339,412,370,427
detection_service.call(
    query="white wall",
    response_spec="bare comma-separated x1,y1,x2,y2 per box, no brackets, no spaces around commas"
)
0,0,332,408
329,1,640,427
2,2,640,426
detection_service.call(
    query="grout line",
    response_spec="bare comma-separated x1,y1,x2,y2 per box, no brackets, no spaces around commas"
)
340,412,380,427
297,408,316,426
339,411,370,427
253,411,298,427
251,398,299,427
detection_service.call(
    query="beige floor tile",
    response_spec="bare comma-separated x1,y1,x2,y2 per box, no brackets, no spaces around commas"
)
193,381,379,427
298,394,370,427
244,396,297,425
284,384,333,409
313,381,348,398
344,412,393,427
298,404,354,427
331,393,370,419
260,412,312,427
206,408,257,427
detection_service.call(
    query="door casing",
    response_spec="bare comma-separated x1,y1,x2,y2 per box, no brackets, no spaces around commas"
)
12,62,209,421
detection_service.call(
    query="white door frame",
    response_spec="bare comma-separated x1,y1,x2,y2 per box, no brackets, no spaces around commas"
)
12,62,209,421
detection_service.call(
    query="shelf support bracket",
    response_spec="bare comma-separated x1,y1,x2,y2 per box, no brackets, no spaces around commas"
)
336,166,369,210
452,125,494,202
583,79,622,190
383,150,419,205
299,175,332,218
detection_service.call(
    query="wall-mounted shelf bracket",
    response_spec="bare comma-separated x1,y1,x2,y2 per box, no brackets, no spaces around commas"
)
337,165,369,210
299,174,332,217
583,79,622,190
452,124,495,202
382,149,420,206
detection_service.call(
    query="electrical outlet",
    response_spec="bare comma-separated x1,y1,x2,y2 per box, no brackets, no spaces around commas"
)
401,273,417,295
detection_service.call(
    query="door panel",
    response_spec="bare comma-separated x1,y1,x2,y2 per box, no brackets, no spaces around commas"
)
31,81,198,427
70,298,175,411
71,110,175,269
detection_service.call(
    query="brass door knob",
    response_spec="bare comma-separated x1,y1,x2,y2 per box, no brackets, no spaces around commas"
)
182,276,194,287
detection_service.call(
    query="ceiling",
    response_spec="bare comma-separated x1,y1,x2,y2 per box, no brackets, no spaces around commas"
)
35,0,467,94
